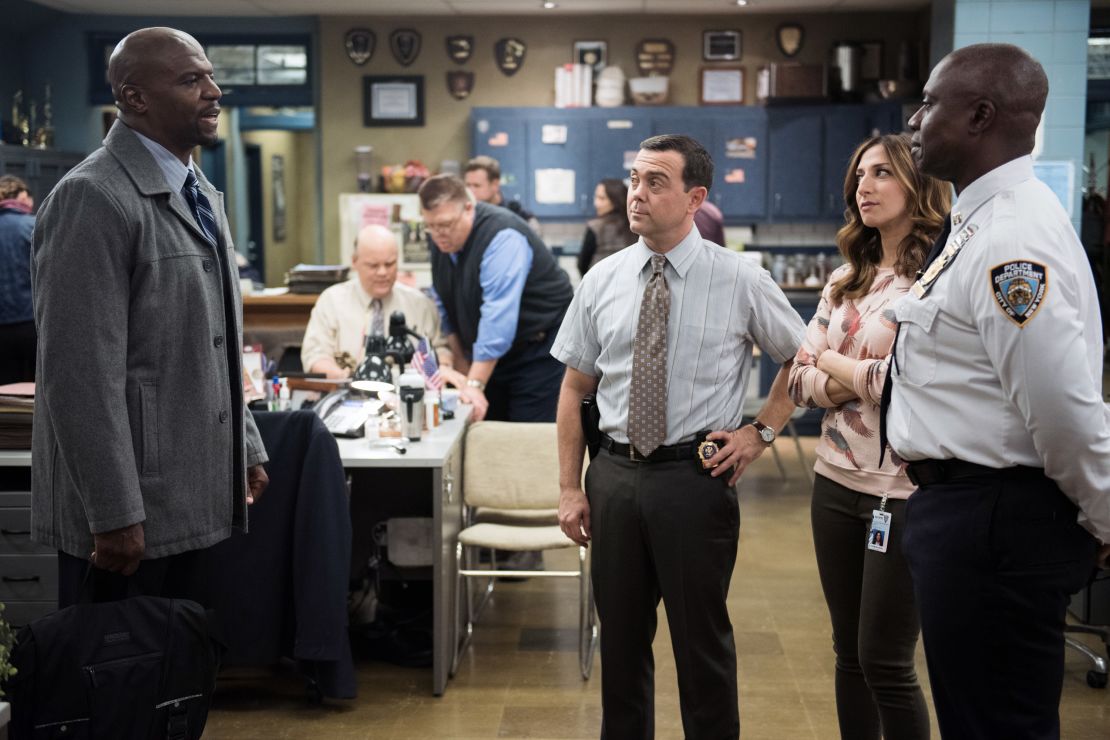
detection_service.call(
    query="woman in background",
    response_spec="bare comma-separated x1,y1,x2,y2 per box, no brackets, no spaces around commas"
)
577,178,634,277
788,133,949,740
0,175,36,385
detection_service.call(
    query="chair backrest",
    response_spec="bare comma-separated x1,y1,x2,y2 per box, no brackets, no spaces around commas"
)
463,421,563,510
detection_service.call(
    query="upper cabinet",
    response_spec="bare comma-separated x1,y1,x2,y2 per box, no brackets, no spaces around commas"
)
471,102,902,223
769,103,904,222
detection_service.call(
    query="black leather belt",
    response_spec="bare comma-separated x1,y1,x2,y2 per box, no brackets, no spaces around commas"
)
600,432,704,463
905,458,1035,487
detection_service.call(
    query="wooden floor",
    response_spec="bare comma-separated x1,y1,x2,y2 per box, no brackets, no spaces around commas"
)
203,438,1110,739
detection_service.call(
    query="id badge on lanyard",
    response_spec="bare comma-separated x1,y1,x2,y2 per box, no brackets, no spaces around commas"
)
867,494,891,554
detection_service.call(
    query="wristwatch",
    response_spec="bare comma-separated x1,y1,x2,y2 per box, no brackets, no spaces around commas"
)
752,420,776,445
466,378,486,392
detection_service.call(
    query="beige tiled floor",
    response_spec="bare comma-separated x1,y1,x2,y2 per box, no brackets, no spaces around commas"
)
205,438,1110,739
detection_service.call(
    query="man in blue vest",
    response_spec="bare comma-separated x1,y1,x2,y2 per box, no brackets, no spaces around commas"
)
419,174,572,422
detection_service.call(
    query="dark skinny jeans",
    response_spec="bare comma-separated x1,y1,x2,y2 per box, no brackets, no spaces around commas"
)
810,473,930,740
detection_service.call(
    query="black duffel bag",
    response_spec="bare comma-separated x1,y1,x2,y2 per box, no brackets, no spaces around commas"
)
4,595,224,739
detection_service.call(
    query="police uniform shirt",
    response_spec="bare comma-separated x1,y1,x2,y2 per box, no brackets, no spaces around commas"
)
888,155,1110,543
552,226,806,445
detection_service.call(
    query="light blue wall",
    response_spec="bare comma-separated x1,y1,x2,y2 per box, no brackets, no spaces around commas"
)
946,0,1089,231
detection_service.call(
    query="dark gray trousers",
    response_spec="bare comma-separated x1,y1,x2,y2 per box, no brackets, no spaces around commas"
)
810,473,930,740
586,448,740,740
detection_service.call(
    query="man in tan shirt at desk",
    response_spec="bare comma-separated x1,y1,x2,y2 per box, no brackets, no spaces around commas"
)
302,224,449,378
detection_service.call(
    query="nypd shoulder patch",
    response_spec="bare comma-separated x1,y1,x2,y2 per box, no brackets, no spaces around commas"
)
989,260,1047,327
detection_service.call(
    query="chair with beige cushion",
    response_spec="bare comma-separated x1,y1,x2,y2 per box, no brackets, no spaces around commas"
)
450,421,598,680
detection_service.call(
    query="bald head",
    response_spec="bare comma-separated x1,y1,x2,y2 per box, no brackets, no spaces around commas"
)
109,28,204,104
909,43,1048,190
353,225,399,300
106,27,221,163
943,43,1047,145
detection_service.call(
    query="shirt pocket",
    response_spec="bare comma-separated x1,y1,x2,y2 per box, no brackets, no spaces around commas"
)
673,323,730,382
893,298,939,387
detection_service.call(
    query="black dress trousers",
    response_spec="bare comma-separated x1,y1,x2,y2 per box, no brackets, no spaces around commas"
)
901,467,1097,740
586,448,740,740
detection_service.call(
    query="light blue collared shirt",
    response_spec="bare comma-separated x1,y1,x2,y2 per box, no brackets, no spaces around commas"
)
434,228,534,362
131,127,194,193
552,225,806,445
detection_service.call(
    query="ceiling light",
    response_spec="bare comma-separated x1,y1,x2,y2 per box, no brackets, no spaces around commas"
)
542,1,557,7
735,0,749,5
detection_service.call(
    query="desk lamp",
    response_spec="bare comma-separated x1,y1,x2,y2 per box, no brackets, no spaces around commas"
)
385,310,419,368
351,333,395,394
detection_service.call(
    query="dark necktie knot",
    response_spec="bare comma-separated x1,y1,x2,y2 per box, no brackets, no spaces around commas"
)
650,254,666,276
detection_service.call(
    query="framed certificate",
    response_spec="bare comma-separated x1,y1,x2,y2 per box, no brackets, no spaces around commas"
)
363,75,425,127
700,66,744,105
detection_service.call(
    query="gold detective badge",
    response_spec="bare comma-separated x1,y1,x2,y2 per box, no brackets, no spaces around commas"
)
697,440,720,469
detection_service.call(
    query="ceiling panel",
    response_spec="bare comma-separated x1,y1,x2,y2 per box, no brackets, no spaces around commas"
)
29,0,929,15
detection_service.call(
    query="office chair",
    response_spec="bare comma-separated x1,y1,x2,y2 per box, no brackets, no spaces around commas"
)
450,421,598,680
1066,569,1110,689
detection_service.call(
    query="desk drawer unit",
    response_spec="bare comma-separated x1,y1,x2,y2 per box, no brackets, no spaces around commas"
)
0,487,59,627
0,507,52,555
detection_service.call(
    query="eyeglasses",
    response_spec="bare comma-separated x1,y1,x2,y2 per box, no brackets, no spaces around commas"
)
424,206,467,235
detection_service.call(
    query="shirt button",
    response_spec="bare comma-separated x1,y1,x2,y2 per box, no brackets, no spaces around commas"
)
202,258,214,272
214,335,224,348
219,410,228,423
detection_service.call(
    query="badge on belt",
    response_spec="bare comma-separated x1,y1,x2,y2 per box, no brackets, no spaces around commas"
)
697,440,720,470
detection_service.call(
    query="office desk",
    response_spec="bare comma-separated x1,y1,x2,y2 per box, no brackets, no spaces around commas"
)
336,416,467,696
0,413,468,697
242,292,318,365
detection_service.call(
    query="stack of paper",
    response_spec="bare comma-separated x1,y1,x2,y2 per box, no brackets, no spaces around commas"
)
555,64,593,108
286,264,350,294
0,382,34,449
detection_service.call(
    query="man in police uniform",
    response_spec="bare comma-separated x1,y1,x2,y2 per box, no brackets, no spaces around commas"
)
889,43,1110,739
553,135,805,738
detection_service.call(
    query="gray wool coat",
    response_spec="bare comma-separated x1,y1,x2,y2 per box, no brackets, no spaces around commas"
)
30,121,268,560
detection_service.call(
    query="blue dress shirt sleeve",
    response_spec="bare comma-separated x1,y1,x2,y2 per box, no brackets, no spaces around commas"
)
427,285,454,336
473,228,533,362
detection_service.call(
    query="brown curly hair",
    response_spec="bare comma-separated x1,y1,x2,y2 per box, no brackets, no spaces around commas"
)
829,134,950,306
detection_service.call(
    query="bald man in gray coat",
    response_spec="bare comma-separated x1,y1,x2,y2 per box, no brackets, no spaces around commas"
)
31,27,268,605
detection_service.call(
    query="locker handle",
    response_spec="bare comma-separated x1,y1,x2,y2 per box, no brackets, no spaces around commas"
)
1,528,30,535
2,575,40,583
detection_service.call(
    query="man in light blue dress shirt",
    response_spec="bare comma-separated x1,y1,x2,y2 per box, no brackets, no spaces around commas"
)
552,135,806,738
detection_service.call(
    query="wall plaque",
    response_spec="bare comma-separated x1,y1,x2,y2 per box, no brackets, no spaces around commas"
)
390,29,422,67
447,35,473,64
345,28,376,66
636,38,675,76
495,38,527,76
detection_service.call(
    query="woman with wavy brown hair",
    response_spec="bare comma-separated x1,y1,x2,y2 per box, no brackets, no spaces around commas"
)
788,133,949,740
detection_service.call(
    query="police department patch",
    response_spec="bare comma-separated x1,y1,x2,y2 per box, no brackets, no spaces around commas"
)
990,260,1046,327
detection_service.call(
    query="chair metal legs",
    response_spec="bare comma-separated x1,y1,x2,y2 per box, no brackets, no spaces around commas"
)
450,542,597,681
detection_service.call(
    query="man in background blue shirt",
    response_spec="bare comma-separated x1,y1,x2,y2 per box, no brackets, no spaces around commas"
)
419,174,572,422
0,175,36,385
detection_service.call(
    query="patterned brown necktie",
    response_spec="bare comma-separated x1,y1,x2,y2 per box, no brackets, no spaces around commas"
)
627,254,669,456
371,298,384,335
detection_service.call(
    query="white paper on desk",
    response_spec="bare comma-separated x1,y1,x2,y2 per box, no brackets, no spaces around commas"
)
534,168,576,204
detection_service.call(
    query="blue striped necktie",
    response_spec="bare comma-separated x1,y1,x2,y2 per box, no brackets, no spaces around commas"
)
182,170,218,247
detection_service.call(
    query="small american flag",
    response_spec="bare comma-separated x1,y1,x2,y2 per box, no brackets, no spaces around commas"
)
412,336,443,390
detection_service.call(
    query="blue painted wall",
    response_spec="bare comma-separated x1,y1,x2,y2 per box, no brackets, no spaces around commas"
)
947,0,1090,231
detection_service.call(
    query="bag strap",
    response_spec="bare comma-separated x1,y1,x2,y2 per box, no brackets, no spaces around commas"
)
166,703,190,740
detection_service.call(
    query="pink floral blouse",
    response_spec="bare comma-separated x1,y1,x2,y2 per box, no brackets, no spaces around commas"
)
788,264,915,499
